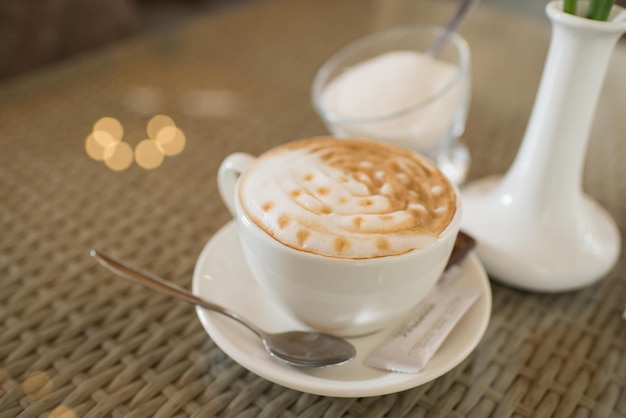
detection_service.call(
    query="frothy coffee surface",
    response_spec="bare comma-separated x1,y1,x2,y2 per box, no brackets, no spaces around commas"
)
239,138,456,258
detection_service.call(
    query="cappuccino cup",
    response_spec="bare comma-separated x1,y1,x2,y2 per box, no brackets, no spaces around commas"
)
218,137,461,336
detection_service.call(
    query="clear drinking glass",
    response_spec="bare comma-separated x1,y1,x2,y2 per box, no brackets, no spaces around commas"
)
312,25,471,185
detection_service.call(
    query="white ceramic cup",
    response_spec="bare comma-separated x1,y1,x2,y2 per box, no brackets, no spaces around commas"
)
218,139,461,336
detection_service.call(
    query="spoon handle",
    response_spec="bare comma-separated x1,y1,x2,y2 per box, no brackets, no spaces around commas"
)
429,0,481,57
90,250,263,337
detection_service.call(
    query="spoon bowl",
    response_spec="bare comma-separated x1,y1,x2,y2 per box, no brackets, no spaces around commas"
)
90,250,356,367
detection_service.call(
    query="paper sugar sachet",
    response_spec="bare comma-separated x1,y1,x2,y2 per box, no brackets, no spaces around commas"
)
365,267,481,373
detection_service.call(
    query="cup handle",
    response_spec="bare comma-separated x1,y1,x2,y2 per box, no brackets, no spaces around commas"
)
218,153,255,216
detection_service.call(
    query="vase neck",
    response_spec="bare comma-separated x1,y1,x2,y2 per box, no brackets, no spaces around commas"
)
501,1,626,217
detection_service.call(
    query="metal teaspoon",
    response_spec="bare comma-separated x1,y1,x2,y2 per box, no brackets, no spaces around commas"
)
428,0,481,57
90,250,356,368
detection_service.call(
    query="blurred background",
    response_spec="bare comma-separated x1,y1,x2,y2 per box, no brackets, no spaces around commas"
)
0,0,247,81
0,0,623,82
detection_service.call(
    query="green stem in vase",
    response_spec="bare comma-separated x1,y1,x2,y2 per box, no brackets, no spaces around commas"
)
564,0,578,14
589,0,615,20
564,0,615,20
587,0,600,17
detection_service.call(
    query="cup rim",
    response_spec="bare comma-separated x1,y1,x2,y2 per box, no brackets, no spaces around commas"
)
311,24,471,126
234,154,462,264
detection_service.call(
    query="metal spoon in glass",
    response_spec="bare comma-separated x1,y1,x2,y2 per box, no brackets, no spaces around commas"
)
90,250,356,367
428,0,481,57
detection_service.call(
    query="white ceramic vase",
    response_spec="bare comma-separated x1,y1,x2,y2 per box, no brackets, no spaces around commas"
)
461,1,626,292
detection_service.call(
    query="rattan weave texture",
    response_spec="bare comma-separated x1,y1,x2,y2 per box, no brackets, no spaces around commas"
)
1,0,625,416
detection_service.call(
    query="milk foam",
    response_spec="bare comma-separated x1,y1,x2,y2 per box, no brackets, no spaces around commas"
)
321,51,464,153
239,138,456,259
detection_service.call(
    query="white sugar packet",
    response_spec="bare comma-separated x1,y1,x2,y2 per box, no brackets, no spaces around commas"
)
365,267,481,373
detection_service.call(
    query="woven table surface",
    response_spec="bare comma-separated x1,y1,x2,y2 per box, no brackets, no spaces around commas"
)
1,0,625,416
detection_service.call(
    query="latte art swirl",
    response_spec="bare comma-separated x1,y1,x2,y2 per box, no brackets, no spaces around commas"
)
239,138,456,258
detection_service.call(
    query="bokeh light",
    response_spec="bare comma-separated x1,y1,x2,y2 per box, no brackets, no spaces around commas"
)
93,117,123,142
86,114,186,171
22,371,53,400
49,405,77,418
85,133,109,161
86,117,124,164
92,130,119,148
155,126,186,156
147,114,176,140
135,139,164,169
104,141,134,171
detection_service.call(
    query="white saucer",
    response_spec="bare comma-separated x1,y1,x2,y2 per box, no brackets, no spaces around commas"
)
192,221,492,398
